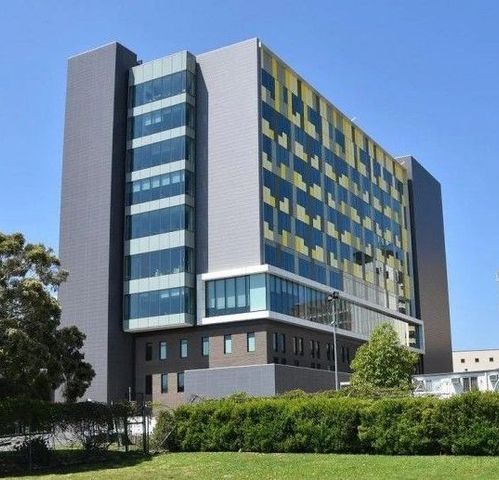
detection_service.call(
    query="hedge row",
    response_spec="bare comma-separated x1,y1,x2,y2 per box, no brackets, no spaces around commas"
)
153,392,499,455
0,398,138,435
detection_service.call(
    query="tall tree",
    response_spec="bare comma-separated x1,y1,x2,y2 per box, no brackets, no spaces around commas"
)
350,323,419,391
0,232,94,401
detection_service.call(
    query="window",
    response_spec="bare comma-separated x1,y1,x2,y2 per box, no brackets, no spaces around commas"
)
125,287,195,319
475,358,479,363
490,357,494,362
294,360,300,366
273,357,279,364
272,333,278,352
161,374,168,393
247,332,256,352
316,341,321,359
202,337,209,357
205,274,267,317
130,103,194,139
317,363,321,369
293,337,298,355
145,343,152,361
281,358,287,365
341,346,346,363
326,343,331,361
125,246,193,280
278,333,286,353
177,372,184,392
180,339,188,358
126,170,192,206
128,136,192,172
130,70,194,108
224,335,232,354
145,375,152,395
159,341,167,360
310,340,315,358
298,337,304,356
311,362,315,369
460,358,465,363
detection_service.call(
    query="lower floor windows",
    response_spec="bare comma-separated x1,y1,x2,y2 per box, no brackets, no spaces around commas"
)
159,341,167,360
180,339,188,358
201,336,209,357
145,374,152,395
177,372,185,392
161,374,168,393
224,334,232,354
247,332,256,352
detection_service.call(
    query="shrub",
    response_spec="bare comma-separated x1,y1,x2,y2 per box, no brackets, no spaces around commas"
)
436,392,499,455
359,397,442,454
14,437,51,466
156,392,499,455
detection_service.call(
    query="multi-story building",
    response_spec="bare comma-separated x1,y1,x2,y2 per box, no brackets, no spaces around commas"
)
453,349,499,372
58,39,452,405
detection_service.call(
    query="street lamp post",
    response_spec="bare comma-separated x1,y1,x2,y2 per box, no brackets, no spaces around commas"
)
327,292,340,391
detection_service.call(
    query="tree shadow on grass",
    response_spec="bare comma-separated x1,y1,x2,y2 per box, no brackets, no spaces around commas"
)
1,449,154,477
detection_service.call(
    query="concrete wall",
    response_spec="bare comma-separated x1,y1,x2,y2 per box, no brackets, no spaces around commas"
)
58,43,137,402
195,38,262,274
185,363,351,400
398,156,453,373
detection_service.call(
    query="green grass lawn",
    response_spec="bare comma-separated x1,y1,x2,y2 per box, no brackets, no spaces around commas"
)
8,452,499,480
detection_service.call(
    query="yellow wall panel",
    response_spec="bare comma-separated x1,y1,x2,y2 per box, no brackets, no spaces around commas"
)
293,171,307,191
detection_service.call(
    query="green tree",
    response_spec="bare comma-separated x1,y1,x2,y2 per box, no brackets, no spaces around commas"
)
350,323,419,392
0,232,95,401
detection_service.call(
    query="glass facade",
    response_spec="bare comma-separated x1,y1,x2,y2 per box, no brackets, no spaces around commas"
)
129,70,195,108
124,247,193,280
128,136,194,172
125,287,195,319
124,52,196,331
125,205,194,240
260,47,412,315
206,273,421,348
126,170,193,205
129,103,195,139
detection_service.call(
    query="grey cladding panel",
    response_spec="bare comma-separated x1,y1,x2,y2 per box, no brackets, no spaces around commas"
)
400,156,453,373
58,43,137,401
195,39,261,273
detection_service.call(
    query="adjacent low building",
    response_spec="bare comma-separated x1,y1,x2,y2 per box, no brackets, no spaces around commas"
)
58,38,453,405
413,370,499,398
453,349,499,373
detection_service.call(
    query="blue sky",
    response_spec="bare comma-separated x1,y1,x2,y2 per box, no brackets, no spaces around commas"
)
0,0,497,350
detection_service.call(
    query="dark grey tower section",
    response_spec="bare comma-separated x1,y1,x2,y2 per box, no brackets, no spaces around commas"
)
398,156,453,373
58,43,138,401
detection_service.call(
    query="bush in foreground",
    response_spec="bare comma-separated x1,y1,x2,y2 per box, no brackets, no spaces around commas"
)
154,392,499,456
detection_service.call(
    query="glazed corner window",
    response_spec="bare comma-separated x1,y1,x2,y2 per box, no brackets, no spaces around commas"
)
161,374,168,394
159,341,167,360
247,332,256,353
180,339,188,358
177,372,184,392
145,342,153,361
145,374,152,395
224,334,233,354
202,336,209,357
